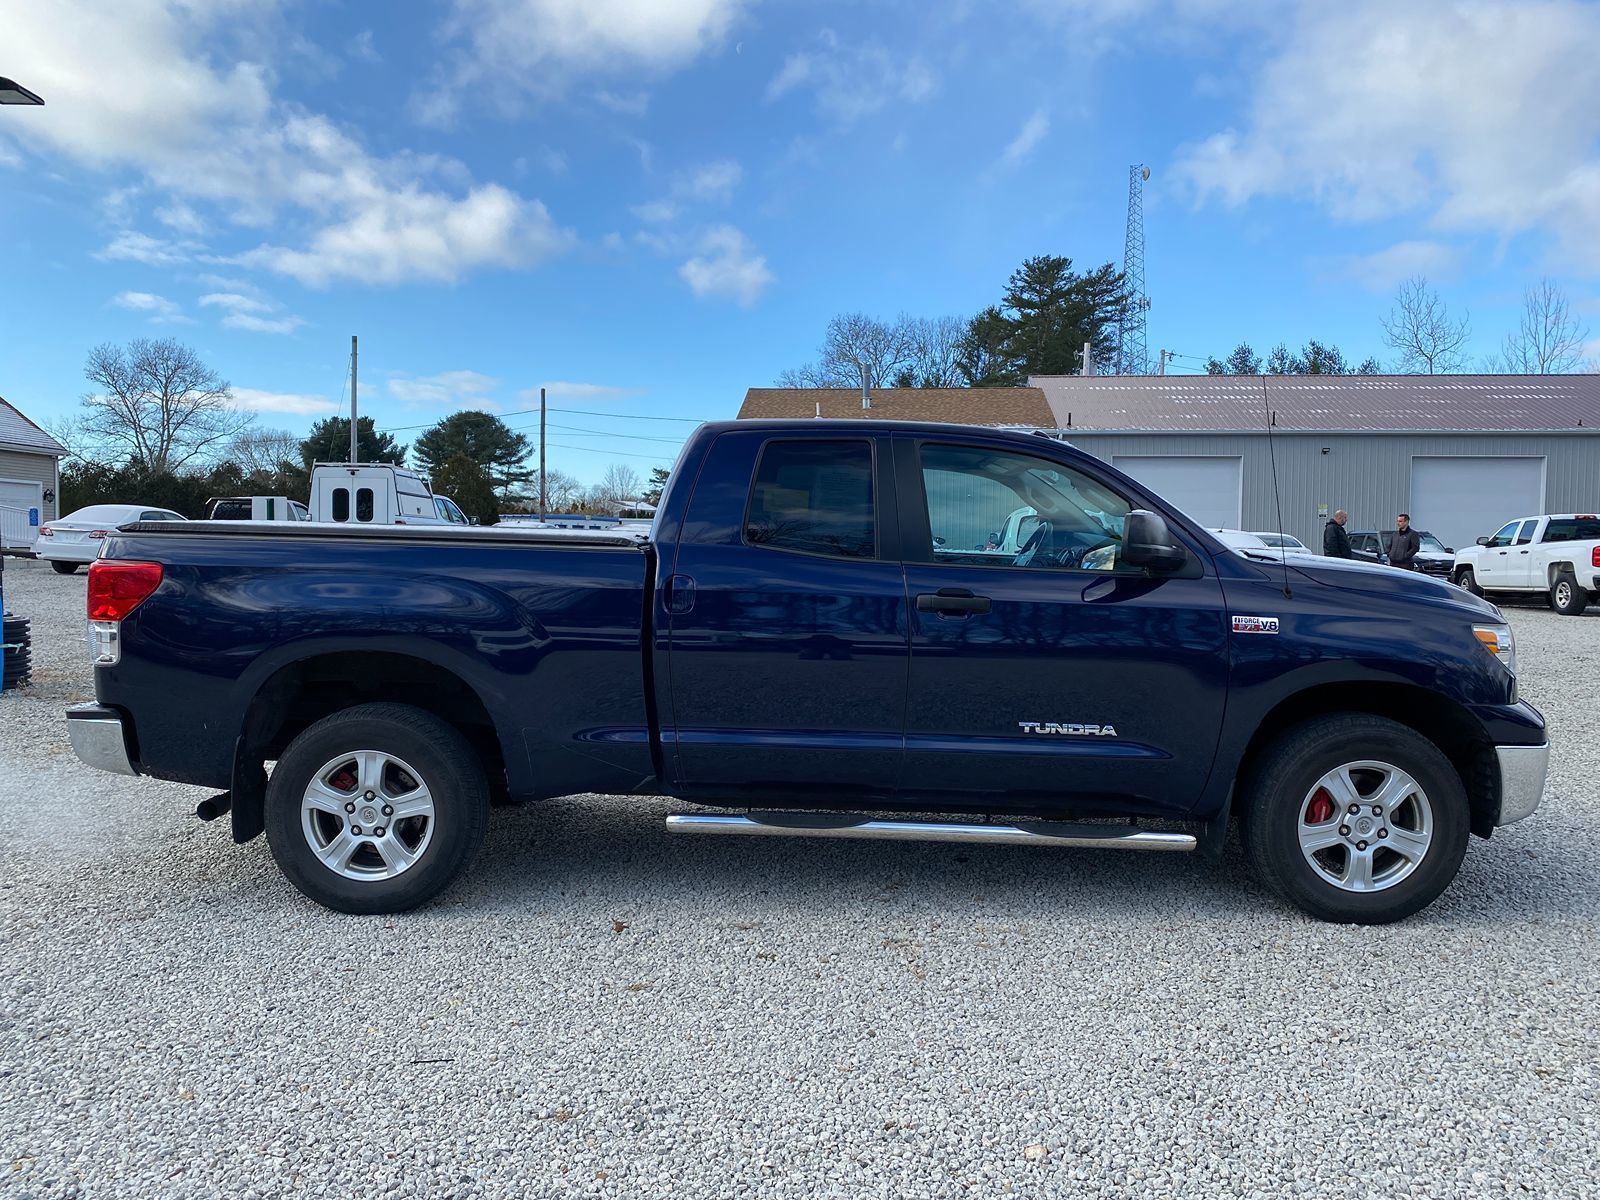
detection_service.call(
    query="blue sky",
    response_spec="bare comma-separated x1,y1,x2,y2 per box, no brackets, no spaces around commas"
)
5,0,1599,483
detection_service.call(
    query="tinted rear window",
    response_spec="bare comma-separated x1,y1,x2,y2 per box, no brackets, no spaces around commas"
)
1543,519,1600,542
356,488,375,522
210,501,250,520
331,488,350,522
744,439,875,559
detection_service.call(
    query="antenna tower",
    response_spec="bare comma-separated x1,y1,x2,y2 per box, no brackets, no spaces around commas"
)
1117,164,1151,375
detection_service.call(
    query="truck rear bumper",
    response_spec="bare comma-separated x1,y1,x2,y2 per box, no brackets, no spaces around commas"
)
67,704,138,777
1495,742,1548,826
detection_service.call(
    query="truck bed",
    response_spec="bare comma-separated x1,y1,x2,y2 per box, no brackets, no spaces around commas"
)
96,523,659,803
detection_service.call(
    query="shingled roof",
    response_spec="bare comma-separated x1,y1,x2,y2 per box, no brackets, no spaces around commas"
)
0,395,68,456
1029,374,1600,433
738,387,1053,427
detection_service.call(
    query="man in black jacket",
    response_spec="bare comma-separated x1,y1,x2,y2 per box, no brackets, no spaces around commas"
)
1389,513,1421,570
1323,510,1353,558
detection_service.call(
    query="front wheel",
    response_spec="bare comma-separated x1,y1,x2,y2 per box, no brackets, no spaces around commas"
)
50,561,79,575
1551,573,1588,616
1241,715,1469,924
1454,567,1482,596
265,703,489,913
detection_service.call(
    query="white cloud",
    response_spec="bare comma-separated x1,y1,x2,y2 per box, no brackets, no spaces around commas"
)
678,225,773,307
416,0,746,121
233,387,336,416
1173,0,1600,272
1339,240,1463,292
8,3,574,288
999,110,1049,168
530,381,646,400
631,159,741,223
111,290,186,322
348,29,380,64
594,89,650,116
200,290,304,333
155,200,206,236
386,370,501,408
97,230,195,266
766,29,937,124
237,180,570,287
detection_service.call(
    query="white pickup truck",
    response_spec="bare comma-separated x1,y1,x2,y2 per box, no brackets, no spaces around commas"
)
1453,514,1600,615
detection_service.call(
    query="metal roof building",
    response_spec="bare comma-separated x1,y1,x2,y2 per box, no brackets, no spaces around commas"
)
1029,374,1600,553
0,395,67,553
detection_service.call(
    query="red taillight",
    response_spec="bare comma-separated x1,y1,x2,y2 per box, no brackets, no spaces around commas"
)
87,560,164,621
38,526,53,538
1592,546,1600,569
88,529,110,540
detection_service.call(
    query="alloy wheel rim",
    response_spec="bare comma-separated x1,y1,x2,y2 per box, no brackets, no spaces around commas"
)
1297,760,1433,893
1556,581,1572,606
300,750,435,881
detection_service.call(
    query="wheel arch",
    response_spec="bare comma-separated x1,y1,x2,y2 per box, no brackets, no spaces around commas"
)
230,648,513,843
1236,681,1499,839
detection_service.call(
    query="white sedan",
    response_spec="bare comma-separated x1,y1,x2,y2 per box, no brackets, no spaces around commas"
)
36,504,186,573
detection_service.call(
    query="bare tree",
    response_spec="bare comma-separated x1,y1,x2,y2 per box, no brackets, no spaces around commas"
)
542,468,585,512
227,428,301,477
777,312,917,393
592,463,642,512
1380,277,1471,374
898,315,969,386
79,338,252,472
1492,279,1590,374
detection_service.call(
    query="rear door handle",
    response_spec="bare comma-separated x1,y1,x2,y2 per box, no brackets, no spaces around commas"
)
666,574,696,615
916,588,991,615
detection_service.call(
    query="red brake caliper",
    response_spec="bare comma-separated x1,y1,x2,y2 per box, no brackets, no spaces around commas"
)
331,769,357,793
1306,786,1335,825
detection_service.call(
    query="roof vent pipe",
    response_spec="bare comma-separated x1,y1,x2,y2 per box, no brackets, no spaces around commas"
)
860,365,871,410
1083,341,1093,376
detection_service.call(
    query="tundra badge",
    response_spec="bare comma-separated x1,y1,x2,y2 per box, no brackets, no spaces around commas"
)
1018,722,1119,737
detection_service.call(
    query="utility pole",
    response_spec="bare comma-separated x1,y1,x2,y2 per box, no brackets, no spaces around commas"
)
539,386,547,522
349,335,359,463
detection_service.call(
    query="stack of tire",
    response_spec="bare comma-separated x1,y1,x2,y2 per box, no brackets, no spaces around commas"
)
2,612,31,691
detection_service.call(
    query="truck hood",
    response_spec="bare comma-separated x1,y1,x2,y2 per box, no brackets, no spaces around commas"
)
1285,554,1501,616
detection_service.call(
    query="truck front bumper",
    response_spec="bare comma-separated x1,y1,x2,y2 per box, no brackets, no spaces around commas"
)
1495,743,1548,826
67,703,138,777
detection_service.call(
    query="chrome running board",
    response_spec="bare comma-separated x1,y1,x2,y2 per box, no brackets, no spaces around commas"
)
664,812,1196,852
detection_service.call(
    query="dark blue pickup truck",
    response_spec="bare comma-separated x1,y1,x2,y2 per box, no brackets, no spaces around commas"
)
68,420,1547,923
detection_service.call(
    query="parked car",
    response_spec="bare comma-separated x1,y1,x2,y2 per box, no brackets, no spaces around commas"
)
68,419,1545,925
1347,528,1453,577
308,462,454,525
36,504,186,573
1453,514,1600,615
1251,531,1307,551
206,495,312,522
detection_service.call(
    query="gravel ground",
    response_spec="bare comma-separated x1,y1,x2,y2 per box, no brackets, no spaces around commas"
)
1,553,1596,1199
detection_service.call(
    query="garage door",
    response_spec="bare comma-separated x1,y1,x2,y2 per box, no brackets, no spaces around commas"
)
1112,456,1242,529
0,480,43,551
1410,457,1545,553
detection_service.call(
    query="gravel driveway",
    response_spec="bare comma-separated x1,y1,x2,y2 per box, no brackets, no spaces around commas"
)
1,554,1595,1199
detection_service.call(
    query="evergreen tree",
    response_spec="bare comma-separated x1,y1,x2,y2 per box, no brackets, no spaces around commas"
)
414,411,532,493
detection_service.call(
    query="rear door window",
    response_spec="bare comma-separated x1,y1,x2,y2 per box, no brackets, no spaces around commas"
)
1514,520,1538,545
356,488,375,522
331,488,350,523
744,439,875,559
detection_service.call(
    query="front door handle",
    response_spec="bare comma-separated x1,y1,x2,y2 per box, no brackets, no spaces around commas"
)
916,588,991,615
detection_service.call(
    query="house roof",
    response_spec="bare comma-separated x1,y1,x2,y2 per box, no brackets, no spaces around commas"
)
1029,373,1600,433
738,387,1054,427
0,395,68,456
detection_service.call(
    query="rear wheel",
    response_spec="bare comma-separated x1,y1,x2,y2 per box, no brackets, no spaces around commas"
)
1241,715,1469,924
1454,567,1482,596
265,703,489,913
50,561,79,575
1551,573,1587,616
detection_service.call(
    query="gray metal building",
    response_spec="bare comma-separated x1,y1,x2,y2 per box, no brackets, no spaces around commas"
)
1030,374,1600,553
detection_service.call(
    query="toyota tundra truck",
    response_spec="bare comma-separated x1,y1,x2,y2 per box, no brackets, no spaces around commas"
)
67,420,1548,924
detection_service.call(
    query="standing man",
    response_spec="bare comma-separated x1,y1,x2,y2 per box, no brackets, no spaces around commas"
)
1323,509,1354,558
1389,513,1421,570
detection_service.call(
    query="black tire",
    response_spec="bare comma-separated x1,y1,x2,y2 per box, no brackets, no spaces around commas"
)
265,702,489,914
1550,572,1588,616
50,561,79,575
1240,714,1470,924
1455,567,1483,597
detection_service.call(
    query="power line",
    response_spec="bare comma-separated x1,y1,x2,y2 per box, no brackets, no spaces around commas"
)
538,421,687,444
544,441,677,462
550,406,703,423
